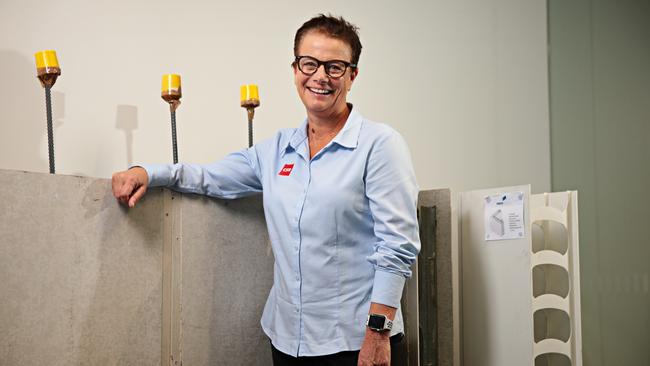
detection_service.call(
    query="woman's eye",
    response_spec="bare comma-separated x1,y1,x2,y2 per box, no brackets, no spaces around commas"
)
329,65,344,73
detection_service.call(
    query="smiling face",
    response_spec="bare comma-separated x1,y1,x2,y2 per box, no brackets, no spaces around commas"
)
294,31,358,120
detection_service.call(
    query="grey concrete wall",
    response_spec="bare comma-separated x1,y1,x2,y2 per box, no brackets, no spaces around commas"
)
0,169,164,366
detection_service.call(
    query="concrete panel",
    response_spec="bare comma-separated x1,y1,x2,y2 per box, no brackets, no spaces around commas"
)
0,169,164,366
418,189,455,366
394,188,454,366
394,256,419,366
178,193,273,366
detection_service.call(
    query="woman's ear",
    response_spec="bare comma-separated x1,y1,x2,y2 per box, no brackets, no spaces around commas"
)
350,67,359,82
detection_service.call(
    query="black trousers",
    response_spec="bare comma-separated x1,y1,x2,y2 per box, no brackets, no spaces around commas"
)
270,333,404,366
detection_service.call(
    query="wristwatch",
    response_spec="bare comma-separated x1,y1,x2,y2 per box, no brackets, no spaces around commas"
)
366,314,393,332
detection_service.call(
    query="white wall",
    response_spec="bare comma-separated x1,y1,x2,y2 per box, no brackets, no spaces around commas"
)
0,0,550,193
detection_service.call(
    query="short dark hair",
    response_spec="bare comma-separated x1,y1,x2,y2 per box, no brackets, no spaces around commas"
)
293,14,362,66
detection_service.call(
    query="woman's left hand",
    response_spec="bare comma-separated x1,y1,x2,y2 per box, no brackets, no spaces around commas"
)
357,329,391,366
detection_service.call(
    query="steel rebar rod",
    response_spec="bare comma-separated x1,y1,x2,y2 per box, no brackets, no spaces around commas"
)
248,119,253,148
171,110,178,164
45,86,55,174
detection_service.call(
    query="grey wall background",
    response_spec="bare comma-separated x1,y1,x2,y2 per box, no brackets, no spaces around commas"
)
548,0,650,365
0,0,551,194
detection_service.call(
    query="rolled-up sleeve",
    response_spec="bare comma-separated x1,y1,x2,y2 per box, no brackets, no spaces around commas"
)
365,129,420,308
140,146,263,199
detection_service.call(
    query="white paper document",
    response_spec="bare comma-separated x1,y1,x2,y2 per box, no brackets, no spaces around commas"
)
484,191,525,241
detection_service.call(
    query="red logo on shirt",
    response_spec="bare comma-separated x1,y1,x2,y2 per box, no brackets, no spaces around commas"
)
278,164,295,176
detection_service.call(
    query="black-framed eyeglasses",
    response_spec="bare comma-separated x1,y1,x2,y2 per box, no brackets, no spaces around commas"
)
294,56,357,78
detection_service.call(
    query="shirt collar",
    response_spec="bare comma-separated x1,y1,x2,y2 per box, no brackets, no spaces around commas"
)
284,104,363,156
288,119,309,153
331,106,362,149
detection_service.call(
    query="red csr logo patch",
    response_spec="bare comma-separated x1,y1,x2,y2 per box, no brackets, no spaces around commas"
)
278,163,295,176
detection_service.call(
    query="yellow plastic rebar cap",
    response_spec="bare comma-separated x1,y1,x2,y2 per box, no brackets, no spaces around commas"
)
34,50,59,68
162,74,181,92
240,84,259,102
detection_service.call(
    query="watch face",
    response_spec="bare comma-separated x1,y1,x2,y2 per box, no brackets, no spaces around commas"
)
368,315,386,329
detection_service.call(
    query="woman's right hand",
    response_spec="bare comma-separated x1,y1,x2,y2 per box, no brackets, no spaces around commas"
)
112,167,149,208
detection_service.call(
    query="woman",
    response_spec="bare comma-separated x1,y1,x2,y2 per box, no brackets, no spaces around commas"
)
112,15,420,366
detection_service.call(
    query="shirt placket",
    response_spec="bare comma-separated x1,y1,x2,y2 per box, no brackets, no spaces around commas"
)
294,145,312,355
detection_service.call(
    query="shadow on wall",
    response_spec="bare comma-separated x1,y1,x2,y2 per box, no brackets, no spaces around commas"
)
116,105,138,167
0,49,66,174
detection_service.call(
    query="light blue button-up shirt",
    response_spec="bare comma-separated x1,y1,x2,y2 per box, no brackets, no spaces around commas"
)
142,108,420,357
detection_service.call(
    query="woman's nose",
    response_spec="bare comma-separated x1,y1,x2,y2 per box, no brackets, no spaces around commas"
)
312,64,329,79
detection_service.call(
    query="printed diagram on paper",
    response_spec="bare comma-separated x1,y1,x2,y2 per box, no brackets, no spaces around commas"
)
484,191,525,241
